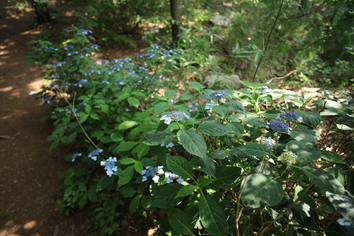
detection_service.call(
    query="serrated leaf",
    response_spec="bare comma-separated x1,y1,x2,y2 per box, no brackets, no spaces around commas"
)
213,150,228,159
164,90,177,99
118,120,139,130
301,166,345,194
242,117,267,127
143,130,175,146
297,110,322,129
154,102,170,114
188,81,205,91
286,140,321,164
212,105,229,118
197,120,231,136
166,156,193,179
118,165,135,188
227,122,245,135
321,151,346,164
241,173,284,208
179,93,196,100
117,141,138,151
96,175,113,192
130,195,140,213
79,194,88,209
237,143,271,156
110,132,123,142
200,156,216,177
175,185,196,198
119,185,137,198
127,96,140,108
166,208,194,234
199,194,228,236
227,100,246,113
213,166,241,189
152,184,183,208
119,158,136,165
180,130,207,158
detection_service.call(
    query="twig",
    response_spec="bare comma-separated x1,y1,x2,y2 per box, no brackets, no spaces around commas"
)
266,69,298,84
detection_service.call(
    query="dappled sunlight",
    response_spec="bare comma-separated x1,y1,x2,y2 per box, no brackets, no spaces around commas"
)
0,220,39,236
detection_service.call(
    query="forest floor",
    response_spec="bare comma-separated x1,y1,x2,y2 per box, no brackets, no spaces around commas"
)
0,2,102,236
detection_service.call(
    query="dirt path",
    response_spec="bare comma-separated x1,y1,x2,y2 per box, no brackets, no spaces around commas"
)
0,2,92,236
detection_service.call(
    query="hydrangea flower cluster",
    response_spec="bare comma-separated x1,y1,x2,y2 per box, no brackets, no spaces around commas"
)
259,86,271,93
188,101,198,112
160,111,189,125
208,90,229,103
278,111,303,122
88,149,103,161
100,157,118,177
337,218,354,234
269,120,291,133
141,166,184,184
262,137,275,149
277,151,297,165
161,142,174,148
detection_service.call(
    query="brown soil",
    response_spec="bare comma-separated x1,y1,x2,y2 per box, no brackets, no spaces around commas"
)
0,3,94,236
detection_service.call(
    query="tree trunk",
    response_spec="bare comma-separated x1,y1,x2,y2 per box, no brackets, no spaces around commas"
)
169,0,182,44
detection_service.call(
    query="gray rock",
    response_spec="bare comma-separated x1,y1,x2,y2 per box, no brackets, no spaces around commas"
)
205,74,241,88
209,15,232,27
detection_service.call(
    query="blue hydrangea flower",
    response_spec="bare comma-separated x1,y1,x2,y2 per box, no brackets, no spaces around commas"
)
188,101,198,112
160,111,189,125
337,218,354,233
168,99,177,104
42,97,52,104
141,166,164,182
262,137,275,149
161,142,174,148
278,111,302,122
208,90,229,100
71,153,82,162
205,101,216,110
74,79,87,87
88,149,103,161
100,157,118,177
164,172,184,183
269,120,291,133
259,86,271,93
79,29,93,35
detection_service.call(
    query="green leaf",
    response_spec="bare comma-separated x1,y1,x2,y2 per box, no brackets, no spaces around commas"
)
119,185,137,198
213,166,241,189
200,155,216,177
90,113,100,120
127,96,140,108
118,165,135,188
197,120,231,136
84,105,92,114
117,141,138,151
301,166,345,194
213,150,228,159
188,81,205,91
286,141,321,164
237,143,271,157
130,195,140,213
179,93,196,100
165,90,177,99
212,105,229,118
242,117,267,127
152,184,183,208
88,192,98,202
79,114,89,123
321,151,346,164
166,156,194,180
79,194,88,209
175,185,196,198
297,110,322,129
119,158,136,165
180,129,207,158
49,139,60,150
110,132,123,142
228,122,245,135
166,208,194,234
199,194,228,236
143,130,175,146
241,173,284,208
133,143,150,159
290,130,318,143
134,161,143,173
118,120,139,130
96,175,113,192
154,102,170,114
226,100,246,113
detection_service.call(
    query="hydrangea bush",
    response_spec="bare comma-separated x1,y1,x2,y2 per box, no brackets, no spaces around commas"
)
29,27,354,235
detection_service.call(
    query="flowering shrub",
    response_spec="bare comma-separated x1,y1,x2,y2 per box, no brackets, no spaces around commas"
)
29,27,354,235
